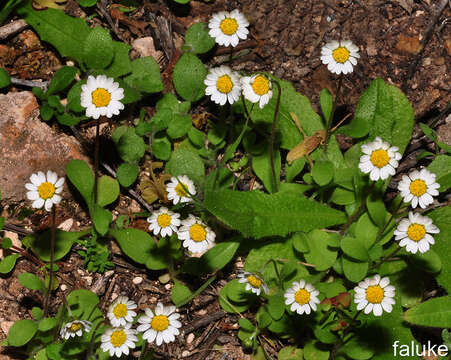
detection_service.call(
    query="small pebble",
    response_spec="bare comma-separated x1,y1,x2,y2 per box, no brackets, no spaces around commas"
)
133,276,143,285
164,283,173,290
182,351,190,357
60,284,67,291
186,333,195,344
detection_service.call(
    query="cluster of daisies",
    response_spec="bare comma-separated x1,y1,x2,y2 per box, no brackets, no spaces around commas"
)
358,136,441,254
60,297,182,358
238,271,394,317
147,175,216,254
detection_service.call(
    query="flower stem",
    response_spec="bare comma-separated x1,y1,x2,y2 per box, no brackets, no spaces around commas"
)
93,117,101,205
324,74,343,151
371,244,402,270
269,80,282,193
375,200,404,244
43,206,56,317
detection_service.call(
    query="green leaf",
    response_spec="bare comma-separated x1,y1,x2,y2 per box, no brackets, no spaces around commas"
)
24,229,89,262
97,175,120,207
92,204,112,235
109,228,157,266
204,189,346,239
115,128,146,163
339,78,414,154
0,254,20,274
17,4,91,64
152,136,172,161
404,296,451,328
56,113,81,126
77,0,97,7
66,289,99,319
342,256,368,283
341,236,369,261
428,155,451,192
167,114,192,139
40,104,54,121
117,163,139,187
252,146,280,193
285,158,306,183
183,241,240,275
339,334,374,360
267,294,285,320
104,41,132,78
184,22,215,54
312,160,334,186
47,66,78,95
0,68,10,88
67,81,84,113
366,193,387,228
330,187,356,205
219,279,253,313
303,230,338,271
38,317,58,332
83,27,114,69
427,206,451,292
18,273,45,291
166,147,205,185
7,319,37,347
32,307,43,320
304,341,330,360
278,346,304,360
320,88,332,123
65,160,94,209
409,250,441,274
173,53,206,101
188,126,205,148
171,279,193,307
124,57,163,93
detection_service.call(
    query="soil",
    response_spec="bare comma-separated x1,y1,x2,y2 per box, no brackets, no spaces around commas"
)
1,0,450,359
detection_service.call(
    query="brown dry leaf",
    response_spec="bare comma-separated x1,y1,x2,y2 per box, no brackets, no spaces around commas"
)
395,34,423,55
393,0,414,14
444,38,451,57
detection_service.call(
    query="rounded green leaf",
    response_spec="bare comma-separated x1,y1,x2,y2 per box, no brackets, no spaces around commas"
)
66,160,94,209
366,193,387,228
67,289,99,318
184,22,215,54
167,114,192,139
123,57,163,94
171,279,193,307
97,175,120,207
116,129,146,163
0,254,20,274
38,317,58,332
304,341,330,360
166,147,205,184
18,272,45,291
173,53,206,101
83,27,114,69
342,255,368,283
0,68,11,88
117,163,139,187
92,204,112,236
7,319,37,347
278,346,304,360
47,66,78,95
152,136,172,161
312,160,334,186
341,236,369,261
267,294,285,321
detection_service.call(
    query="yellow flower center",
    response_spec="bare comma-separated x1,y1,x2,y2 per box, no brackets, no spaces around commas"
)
157,213,171,228
247,275,262,288
91,88,111,108
112,303,127,318
409,179,427,197
69,322,82,332
219,18,238,35
175,182,188,197
110,330,127,347
332,47,350,63
216,75,233,94
370,149,390,168
407,223,426,242
189,224,207,242
294,289,311,305
37,182,56,200
366,285,384,304
151,315,169,331
251,75,270,96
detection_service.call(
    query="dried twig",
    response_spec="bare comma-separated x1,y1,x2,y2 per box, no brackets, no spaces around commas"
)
182,311,226,334
10,77,48,91
0,19,27,40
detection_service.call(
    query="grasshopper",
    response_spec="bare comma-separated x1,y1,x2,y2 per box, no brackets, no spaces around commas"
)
286,112,350,167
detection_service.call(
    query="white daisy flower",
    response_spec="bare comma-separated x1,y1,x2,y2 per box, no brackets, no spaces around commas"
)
241,74,273,109
166,175,196,205
177,215,216,254
204,66,241,106
25,170,65,211
60,320,92,340
80,75,124,119
137,302,182,346
354,275,395,317
320,40,360,75
208,9,249,47
358,137,402,181
107,296,137,327
284,280,320,315
147,207,181,237
100,324,138,358
394,211,440,254
237,272,269,296
398,168,440,209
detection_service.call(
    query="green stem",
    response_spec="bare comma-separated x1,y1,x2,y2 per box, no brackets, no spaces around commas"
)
330,310,362,360
269,80,282,193
324,74,343,151
375,200,404,244
43,206,56,317
371,244,402,270
93,117,101,205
